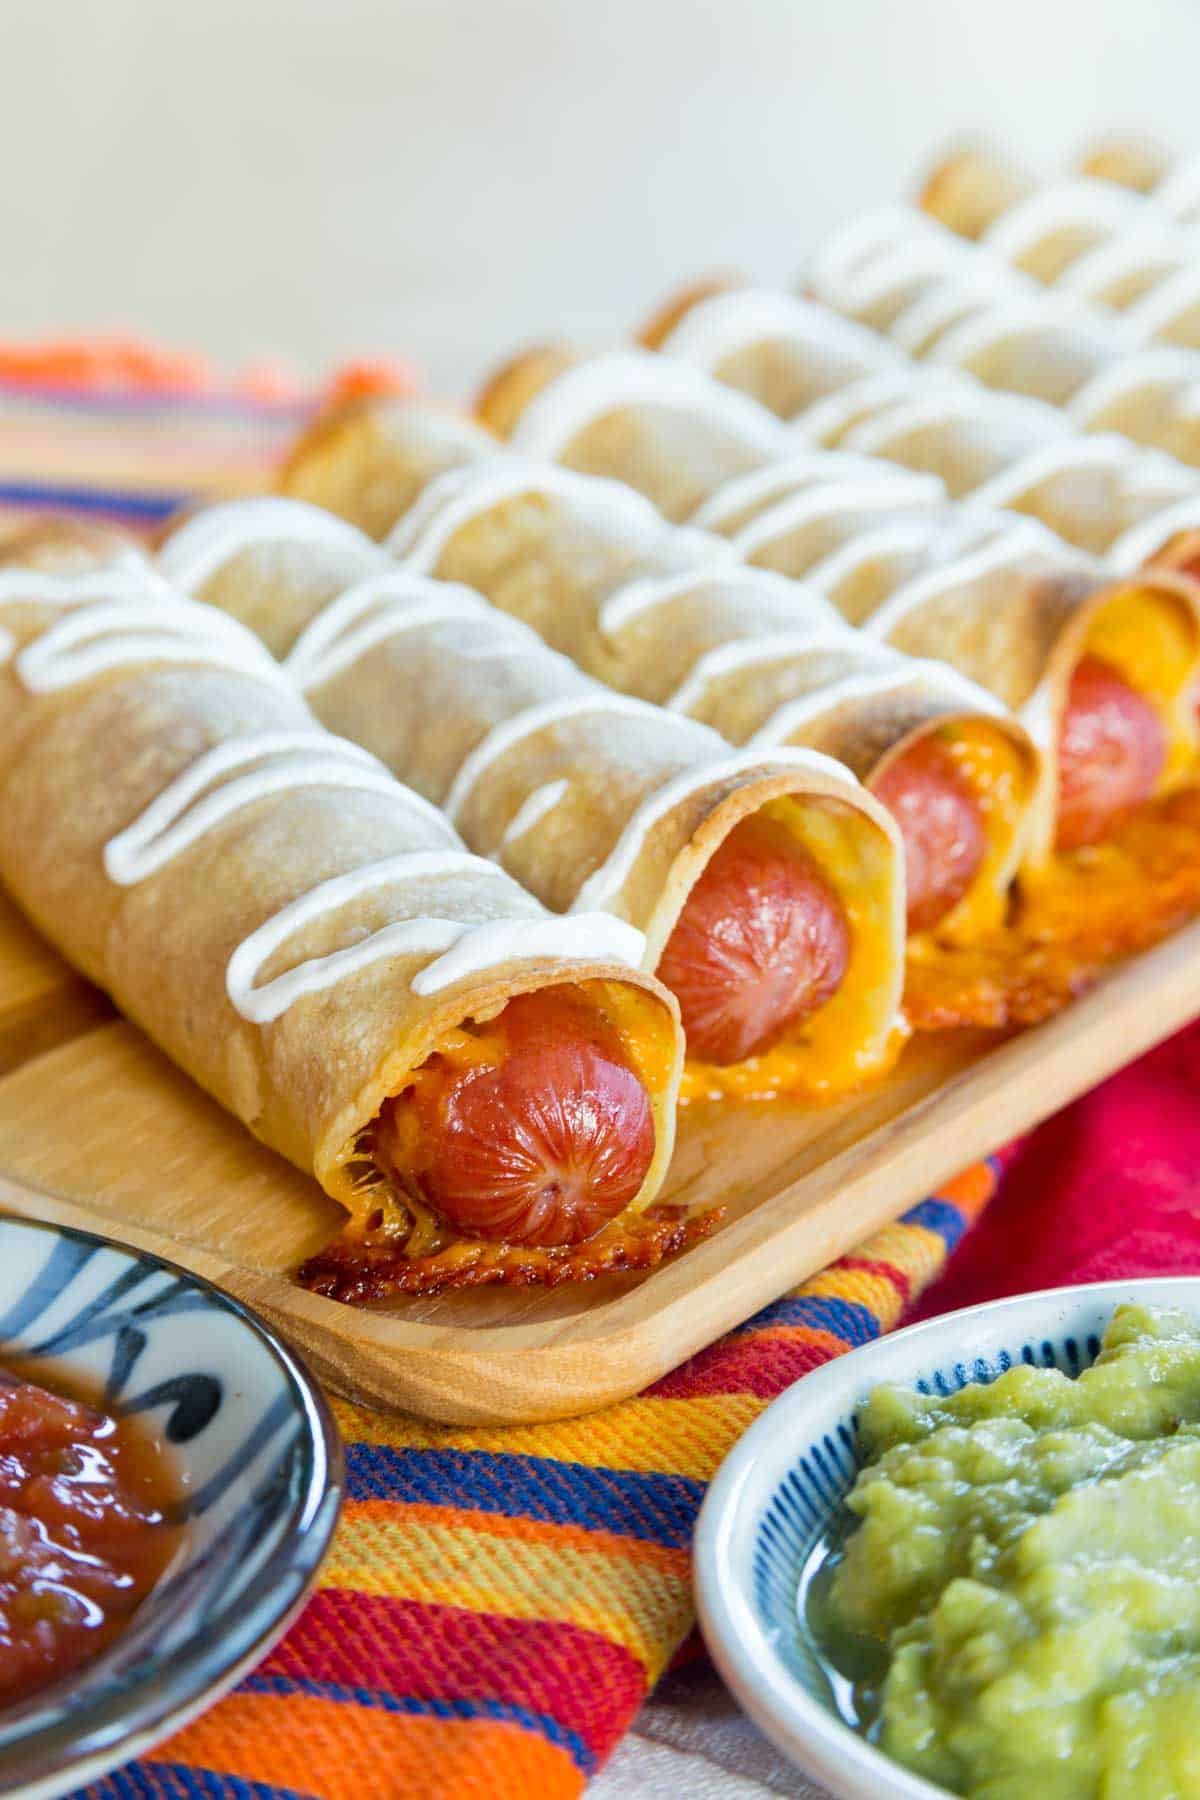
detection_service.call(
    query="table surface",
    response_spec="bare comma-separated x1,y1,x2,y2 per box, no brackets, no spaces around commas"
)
593,1662,827,1799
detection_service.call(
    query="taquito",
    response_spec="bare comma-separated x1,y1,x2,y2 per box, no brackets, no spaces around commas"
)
160,496,907,1098
279,409,1052,1020
0,523,691,1300
1078,138,1174,198
808,202,1200,468
649,281,1200,555
651,278,1200,646
469,350,1200,868
920,149,1200,355
919,139,1200,231
1099,148,1200,225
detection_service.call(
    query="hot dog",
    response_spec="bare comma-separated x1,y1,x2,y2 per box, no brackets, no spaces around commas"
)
871,737,988,933
373,987,655,1247
656,814,851,1064
1055,655,1167,850
0,535,690,1299
161,496,909,1100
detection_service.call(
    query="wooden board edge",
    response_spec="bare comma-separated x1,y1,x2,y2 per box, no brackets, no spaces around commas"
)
1,920,1198,1425
0,983,113,1078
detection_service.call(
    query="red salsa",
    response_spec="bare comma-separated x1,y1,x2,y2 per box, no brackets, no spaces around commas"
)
0,1363,182,1704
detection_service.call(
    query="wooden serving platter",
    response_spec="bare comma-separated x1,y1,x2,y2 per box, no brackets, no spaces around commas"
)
1,888,1198,1426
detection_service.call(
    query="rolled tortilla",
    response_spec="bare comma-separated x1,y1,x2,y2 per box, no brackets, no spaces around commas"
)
983,135,1200,225
810,202,1200,467
280,415,1041,967
654,280,1200,559
919,141,1197,260
918,145,1038,243
477,346,802,523
467,352,1200,866
280,397,496,540
704,495,1200,863
921,153,1200,353
160,495,907,1100
1078,138,1176,199
0,523,690,1298
1140,155,1200,226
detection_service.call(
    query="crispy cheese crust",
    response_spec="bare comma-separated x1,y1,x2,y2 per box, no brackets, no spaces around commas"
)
298,1202,722,1300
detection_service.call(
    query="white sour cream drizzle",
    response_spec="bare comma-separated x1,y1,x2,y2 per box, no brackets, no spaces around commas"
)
966,432,1137,503
500,777,571,845
11,565,649,1029
1124,263,1200,345
689,452,940,533
926,290,1139,386
411,913,647,998
507,350,794,462
819,236,994,328
104,732,456,885
969,433,1197,522
0,559,155,607
284,572,490,690
665,626,866,716
1109,495,1200,573
748,662,1006,751
791,368,962,449
161,496,383,591
227,852,482,1022
189,514,875,942
808,205,937,301
660,287,898,384
572,745,850,912
15,596,293,694
889,277,1015,360
805,509,1053,602
387,455,668,572
1068,346,1200,430
1156,157,1200,223
982,179,1148,274
116,725,647,1014
842,385,1071,466
596,560,747,638
732,479,947,563
803,517,960,595
1058,229,1187,309
861,533,1096,647
441,692,665,824
225,851,648,1019
0,566,169,674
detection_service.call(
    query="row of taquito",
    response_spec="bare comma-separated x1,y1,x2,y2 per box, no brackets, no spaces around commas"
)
638,271,1200,625
645,279,1200,569
1075,138,1200,223
425,348,1200,868
156,489,910,1096
919,142,1200,343
277,397,1200,1017
802,189,1200,476
273,411,1047,962
0,519,700,1300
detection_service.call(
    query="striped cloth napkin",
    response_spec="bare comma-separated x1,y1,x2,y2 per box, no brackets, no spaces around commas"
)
1,338,1181,1800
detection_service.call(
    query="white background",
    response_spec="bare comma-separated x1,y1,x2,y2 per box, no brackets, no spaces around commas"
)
2,0,1197,394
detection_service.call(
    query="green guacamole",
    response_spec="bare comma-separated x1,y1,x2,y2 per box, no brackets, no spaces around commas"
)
811,1306,1200,1798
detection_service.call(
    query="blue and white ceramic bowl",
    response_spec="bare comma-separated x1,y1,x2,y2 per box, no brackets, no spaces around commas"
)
694,1277,1200,1800
0,1213,342,1800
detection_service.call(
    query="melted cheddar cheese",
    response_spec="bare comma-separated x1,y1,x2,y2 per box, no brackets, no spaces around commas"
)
1082,584,1200,791
918,720,1035,945
681,795,903,1103
905,786,1200,1033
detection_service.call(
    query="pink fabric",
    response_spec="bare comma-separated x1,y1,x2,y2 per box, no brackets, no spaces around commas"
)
915,1017,1200,1316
